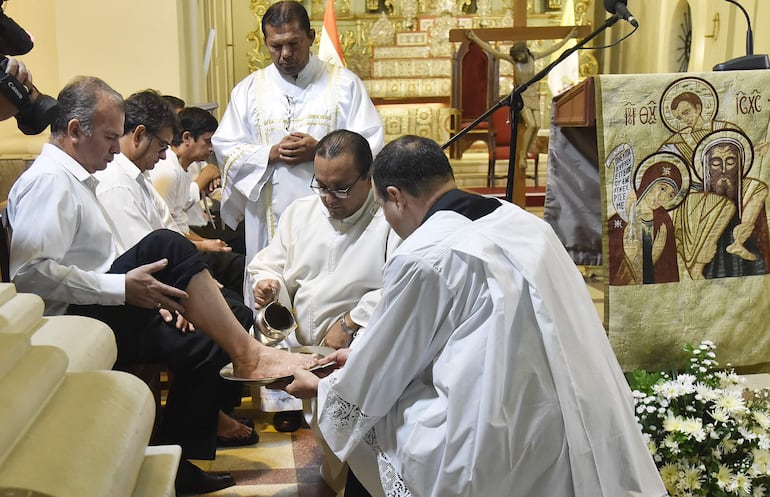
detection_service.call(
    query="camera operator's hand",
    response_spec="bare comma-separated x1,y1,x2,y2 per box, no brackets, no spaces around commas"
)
4,57,34,93
0,57,37,121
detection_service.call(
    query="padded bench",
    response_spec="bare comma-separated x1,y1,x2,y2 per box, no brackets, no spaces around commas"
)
0,283,180,497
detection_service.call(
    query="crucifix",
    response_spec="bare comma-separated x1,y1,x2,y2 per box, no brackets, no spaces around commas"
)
448,1,591,207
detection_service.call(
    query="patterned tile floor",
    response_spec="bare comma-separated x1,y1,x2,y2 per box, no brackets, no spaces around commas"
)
187,395,337,497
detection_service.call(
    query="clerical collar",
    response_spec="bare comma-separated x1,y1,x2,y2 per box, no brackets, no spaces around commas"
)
423,189,501,224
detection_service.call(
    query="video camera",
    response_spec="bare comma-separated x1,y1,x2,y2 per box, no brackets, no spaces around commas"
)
0,0,58,135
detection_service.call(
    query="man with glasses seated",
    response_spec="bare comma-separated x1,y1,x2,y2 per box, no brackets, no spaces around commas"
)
247,129,398,488
94,90,258,450
148,106,246,298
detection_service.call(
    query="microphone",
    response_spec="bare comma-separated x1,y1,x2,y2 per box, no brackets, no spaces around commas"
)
604,0,639,28
713,0,770,71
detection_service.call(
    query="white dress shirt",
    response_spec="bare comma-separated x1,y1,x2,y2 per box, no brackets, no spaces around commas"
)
7,143,125,315
95,152,179,255
149,151,197,234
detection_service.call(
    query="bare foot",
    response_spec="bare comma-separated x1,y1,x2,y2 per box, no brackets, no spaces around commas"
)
727,241,757,261
217,410,252,438
231,341,318,380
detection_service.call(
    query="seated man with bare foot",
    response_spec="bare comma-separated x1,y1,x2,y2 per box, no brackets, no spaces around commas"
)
6,76,311,496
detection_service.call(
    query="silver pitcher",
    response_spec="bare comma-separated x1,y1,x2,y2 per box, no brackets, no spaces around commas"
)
256,300,297,346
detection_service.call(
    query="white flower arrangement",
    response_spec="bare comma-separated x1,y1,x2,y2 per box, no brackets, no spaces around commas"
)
629,340,770,497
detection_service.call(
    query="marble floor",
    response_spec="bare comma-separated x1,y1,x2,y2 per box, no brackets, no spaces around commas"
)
187,395,337,497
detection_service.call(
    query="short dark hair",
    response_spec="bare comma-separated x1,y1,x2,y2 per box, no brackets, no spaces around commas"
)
172,107,218,146
50,76,124,138
162,95,186,113
315,129,373,176
262,0,312,38
372,135,454,200
124,90,179,138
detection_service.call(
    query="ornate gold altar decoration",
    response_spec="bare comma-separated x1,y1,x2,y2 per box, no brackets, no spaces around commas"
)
244,0,596,143
247,0,595,77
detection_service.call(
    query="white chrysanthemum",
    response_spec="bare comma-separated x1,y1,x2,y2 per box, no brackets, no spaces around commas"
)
681,417,705,441
663,434,680,453
696,383,719,402
723,438,737,453
654,381,683,399
740,426,759,441
734,473,752,495
714,464,733,490
659,463,679,488
647,440,657,455
753,448,770,472
716,389,747,413
755,411,770,430
712,407,731,423
717,371,746,388
680,464,702,491
753,483,767,497
664,414,684,432
759,436,770,451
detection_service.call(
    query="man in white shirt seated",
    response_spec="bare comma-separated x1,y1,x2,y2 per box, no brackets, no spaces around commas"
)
150,106,245,294
150,107,224,250
6,76,311,495
93,89,258,449
249,129,399,489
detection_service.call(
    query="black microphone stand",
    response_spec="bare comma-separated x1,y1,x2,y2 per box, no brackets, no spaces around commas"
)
712,0,770,71
443,14,622,202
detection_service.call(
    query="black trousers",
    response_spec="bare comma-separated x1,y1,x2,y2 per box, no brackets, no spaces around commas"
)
201,250,245,298
67,229,253,460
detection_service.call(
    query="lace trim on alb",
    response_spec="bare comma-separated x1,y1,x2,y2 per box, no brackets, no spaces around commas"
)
325,378,412,497
371,430,412,497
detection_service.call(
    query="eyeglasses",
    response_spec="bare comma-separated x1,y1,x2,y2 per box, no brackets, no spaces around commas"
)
149,133,171,152
309,174,363,199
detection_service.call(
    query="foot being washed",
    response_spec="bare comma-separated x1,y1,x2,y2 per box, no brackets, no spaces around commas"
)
230,342,319,380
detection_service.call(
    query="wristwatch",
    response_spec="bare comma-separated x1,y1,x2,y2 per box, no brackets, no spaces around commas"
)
339,315,357,335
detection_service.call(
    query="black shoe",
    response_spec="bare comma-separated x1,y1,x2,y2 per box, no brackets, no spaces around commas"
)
273,410,303,432
175,459,235,495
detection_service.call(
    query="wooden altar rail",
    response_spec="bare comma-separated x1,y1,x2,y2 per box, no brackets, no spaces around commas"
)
448,25,592,43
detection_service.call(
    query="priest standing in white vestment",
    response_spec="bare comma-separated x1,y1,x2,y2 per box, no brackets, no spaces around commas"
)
211,0,384,303
279,136,667,497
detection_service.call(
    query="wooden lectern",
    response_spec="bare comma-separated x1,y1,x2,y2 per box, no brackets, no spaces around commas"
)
543,77,603,267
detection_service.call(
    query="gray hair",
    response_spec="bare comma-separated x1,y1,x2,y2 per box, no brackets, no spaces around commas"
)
50,76,123,138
